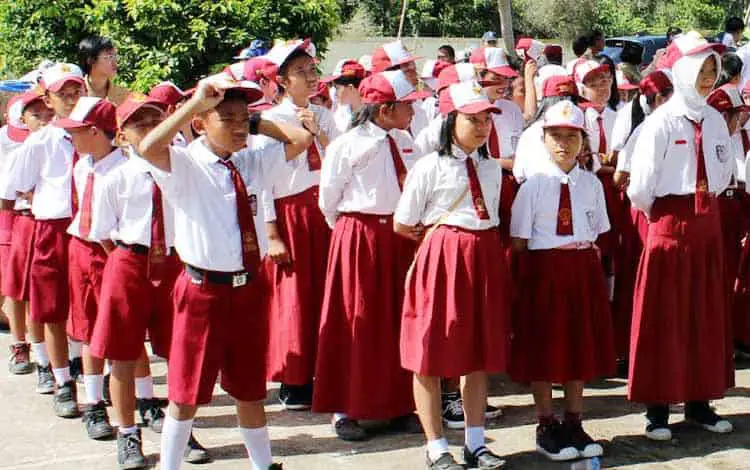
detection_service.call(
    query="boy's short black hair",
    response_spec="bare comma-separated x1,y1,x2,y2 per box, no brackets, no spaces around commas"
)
572,36,590,57
726,16,745,34
438,45,455,61
279,48,313,78
78,36,115,75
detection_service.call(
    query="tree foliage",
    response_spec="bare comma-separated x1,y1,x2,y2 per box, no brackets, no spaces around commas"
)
0,0,341,91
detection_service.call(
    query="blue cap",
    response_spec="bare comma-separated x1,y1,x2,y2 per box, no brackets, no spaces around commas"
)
233,40,269,60
482,31,498,41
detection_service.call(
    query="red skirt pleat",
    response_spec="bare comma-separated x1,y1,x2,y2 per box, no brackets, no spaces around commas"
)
313,213,416,420
264,187,331,384
400,225,511,377
509,248,615,383
1,214,35,300
628,196,733,404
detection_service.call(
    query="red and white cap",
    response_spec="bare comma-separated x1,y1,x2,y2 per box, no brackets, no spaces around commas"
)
616,70,639,91
40,63,85,93
438,80,501,116
6,91,44,142
358,55,374,73
707,85,750,113
371,40,421,73
534,64,568,98
148,81,186,107
310,80,331,101
264,39,317,68
542,75,578,98
515,38,546,61
436,63,480,92
420,59,451,89
639,70,673,96
543,100,586,131
359,70,431,105
575,60,610,86
469,47,519,78
322,60,367,83
117,93,168,128
53,97,117,135
203,72,265,103
660,31,725,69
225,58,279,84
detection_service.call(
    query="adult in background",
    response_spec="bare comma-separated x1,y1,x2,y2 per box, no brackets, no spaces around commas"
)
78,36,129,106
482,32,498,48
720,16,745,49
437,45,456,64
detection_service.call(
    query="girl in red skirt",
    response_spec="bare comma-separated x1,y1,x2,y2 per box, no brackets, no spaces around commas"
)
627,32,734,441
510,100,615,462
395,80,510,470
316,70,428,441
261,40,336,410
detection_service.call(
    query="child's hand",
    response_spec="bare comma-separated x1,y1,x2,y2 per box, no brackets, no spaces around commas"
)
268,238,291,265
190,77,228,113
297,108,320,136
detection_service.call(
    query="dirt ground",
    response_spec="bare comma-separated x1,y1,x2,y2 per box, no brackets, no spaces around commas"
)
2,331,750,470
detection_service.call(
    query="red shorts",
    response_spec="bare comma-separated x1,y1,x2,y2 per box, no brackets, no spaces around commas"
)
2,213,35,301
90,247,180,361
29,218,71,324
168,268,268,406
66,237,107,342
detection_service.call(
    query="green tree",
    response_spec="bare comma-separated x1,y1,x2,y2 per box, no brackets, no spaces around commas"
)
0,0,341,91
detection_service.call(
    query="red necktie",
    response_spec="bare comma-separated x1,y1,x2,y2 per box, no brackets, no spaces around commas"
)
465,158,490,220
219,159,260,273
148,180,167,284
78,172,94,239
741,129,750,156
488,119,501,159
556,180,573,235
307,140,322,171
688,119,710,215
596,116,607,155
387,134,408,191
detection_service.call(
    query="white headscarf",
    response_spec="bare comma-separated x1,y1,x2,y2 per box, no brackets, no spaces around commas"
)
671,50,721,121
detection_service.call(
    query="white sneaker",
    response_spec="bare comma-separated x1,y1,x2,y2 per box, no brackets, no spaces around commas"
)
645,425,672,441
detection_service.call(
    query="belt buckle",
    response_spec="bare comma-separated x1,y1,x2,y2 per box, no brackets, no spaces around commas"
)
232,272,248,288
379,217,388,224
727,189,735,197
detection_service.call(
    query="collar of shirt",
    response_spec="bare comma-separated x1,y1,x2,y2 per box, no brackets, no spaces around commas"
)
448,145,477,162
667,94,705,121
188,137,226,166
84,147,126,173
280,96,309,113
548,160,583,185
362,120,389,140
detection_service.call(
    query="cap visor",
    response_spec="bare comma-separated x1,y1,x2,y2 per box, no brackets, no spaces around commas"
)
618,84,639,91
321,75,338,84
53,118,90,130
488,66,520,78
6,125,29,143
542,123,586,132
46,77,85,93
400,90,433,102
394,56,423,68
456,102,502,115
687,43,726,56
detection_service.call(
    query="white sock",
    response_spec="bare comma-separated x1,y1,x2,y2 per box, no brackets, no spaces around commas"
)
119,425,138,435
52,367,71,386
83,374,104,404
160,416,193,470
104,361,112,375
11,338,25,345
465,426,485,453
31,342,49,367
333,413,348,423
68,339,82,360
135,376,154,399
427,437,449,462
240,426,273,470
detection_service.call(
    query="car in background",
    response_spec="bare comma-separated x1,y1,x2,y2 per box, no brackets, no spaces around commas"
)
602,35,668,67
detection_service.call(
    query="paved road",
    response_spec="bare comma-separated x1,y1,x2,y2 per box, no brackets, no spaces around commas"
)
2,331,750,469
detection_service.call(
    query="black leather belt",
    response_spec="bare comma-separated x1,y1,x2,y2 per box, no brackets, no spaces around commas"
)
720,188,741,199
117,241,173,256
185,264,250,287
15,210,32,216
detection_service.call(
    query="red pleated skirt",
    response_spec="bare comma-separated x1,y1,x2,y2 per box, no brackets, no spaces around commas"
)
1,213,35,301
0,210,15,283
498,170,518,246
313,213,416,420
509,248,615,383
628,195,733,404
264,186,331,384
400,225,511,377
596,173,623,261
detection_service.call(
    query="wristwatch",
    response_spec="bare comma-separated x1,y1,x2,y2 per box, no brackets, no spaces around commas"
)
249,112,262,135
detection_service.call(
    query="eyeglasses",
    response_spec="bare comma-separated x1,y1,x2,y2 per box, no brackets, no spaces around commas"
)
100,54,118,62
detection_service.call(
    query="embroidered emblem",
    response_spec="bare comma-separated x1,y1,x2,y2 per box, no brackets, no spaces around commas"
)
716,144,729,163
559,208,572,225
249,194,258,217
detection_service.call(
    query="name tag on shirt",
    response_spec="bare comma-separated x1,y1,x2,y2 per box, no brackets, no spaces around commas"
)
674,140,688,145
402,148,414,154
249,194,257,217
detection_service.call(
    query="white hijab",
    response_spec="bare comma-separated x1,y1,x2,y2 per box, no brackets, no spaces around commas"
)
671,50,721,121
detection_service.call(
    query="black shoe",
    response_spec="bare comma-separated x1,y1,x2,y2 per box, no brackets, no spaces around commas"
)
83,401,115,440
53,380,80,418
685,401,733,433
268,465,283,470
464,446,506,469
441,396,465,430
8,343,32,375
278,383,312,411
69,357,83,383
117,429,147,469
333,417,368,441
184,433,211,464
563,420,603,458
645,404,671,441
36,364,55,394
103,373,111,406
535,419,579,461
389,413,423,434
137,398,165,433
426,452,463,470
616,358,629,379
